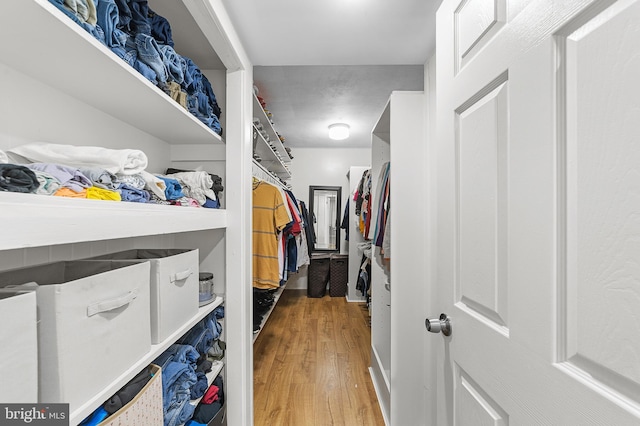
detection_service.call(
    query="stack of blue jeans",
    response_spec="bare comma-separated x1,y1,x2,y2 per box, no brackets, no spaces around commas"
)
47,0,223,135
153,344,199,426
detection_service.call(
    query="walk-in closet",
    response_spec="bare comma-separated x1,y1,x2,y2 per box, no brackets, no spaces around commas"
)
3,0,640,425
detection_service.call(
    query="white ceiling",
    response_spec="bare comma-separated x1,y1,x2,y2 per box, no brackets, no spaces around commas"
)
221,0,443,148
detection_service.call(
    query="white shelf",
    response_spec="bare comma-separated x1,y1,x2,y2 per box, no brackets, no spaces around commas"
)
0,0,223,146
252,94,291,162
253,125,292,179
253,283,287,343
0,192,227,250
71,296,224,425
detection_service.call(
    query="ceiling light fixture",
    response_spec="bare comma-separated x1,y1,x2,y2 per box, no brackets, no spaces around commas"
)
328,123,350,140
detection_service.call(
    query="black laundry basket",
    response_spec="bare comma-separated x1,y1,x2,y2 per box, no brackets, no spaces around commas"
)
329,254,349,297
308,253,331,298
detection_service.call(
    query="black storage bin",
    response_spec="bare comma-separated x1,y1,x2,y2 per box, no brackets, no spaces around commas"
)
308,253,331,298
207,402,226,426
329,254,349,297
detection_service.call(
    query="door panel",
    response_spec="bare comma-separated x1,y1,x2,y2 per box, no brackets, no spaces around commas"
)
435,0,640,424
455,366,509,426
455,0,507,72
456,78,509,332
560,0,640,404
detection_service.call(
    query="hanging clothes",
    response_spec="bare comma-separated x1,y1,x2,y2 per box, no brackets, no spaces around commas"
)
298,200,315,256
368,162,390,244
252,179,291,289
341,198,350,241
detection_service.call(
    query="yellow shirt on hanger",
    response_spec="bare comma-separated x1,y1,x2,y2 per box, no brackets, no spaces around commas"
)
252,180,291,289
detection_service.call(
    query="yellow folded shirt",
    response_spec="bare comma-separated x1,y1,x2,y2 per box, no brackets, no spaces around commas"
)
86,186,122,201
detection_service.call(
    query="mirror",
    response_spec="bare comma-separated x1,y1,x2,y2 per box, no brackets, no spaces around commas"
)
309,185,342,252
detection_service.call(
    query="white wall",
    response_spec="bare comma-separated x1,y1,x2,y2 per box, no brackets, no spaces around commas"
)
287,147,371,289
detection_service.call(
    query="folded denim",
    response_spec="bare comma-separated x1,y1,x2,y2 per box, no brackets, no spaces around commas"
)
0,164,40,193
111,44,158,84
201,74,221,118
187,94,214,128
135,33,168,87
90,23,106,44
190,372,209,400
128,0,151,35
185,92,222,135
164,394,196,426
117,183,150,203
154,344,199,372
96,0,127,48
114,0,132,30
161,360,196,403
158,45,185,84
180,322,214,355
181,57,201,95
212,306,225,319
149,9,174,47
113,0,149,35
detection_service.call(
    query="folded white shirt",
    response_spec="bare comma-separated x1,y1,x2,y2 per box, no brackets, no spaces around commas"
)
8,142,148,175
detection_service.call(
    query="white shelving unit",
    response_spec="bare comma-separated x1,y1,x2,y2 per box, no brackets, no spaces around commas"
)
0,0,254,425
0,1,224,146
0,192,227,250
368,92,425,425
72,297,224,424
251,90,293,344
252,94,291,179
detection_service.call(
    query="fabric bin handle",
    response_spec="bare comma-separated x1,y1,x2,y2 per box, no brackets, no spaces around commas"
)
87,288,139,317
170,269,193,283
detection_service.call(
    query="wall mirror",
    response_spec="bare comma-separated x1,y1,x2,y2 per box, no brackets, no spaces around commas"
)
308,186,342,252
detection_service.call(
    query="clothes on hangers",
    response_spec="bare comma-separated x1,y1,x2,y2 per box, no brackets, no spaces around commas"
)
252,179,291,289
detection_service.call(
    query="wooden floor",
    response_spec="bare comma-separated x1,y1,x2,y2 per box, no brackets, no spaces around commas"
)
253,289,385,426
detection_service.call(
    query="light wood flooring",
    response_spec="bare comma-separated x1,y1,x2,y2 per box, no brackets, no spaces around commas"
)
253,289,385,426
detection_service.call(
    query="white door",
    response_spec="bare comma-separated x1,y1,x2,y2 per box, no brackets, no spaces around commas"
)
433,0,640,424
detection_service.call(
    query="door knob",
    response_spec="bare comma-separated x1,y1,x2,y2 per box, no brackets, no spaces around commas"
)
425,313,452,336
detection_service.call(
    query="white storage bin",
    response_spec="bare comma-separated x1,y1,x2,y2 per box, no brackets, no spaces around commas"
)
0,261,151,412
0,289,38,403
85,249,199,343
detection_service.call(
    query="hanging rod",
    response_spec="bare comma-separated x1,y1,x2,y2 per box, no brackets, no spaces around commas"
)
252,159,290,190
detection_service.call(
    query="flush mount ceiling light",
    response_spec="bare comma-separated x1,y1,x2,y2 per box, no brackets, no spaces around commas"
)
328,123,350,140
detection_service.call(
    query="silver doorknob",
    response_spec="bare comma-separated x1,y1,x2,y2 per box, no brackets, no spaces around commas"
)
425,313,452,336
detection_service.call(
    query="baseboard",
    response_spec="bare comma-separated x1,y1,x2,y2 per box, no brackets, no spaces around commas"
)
369,348,390,426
